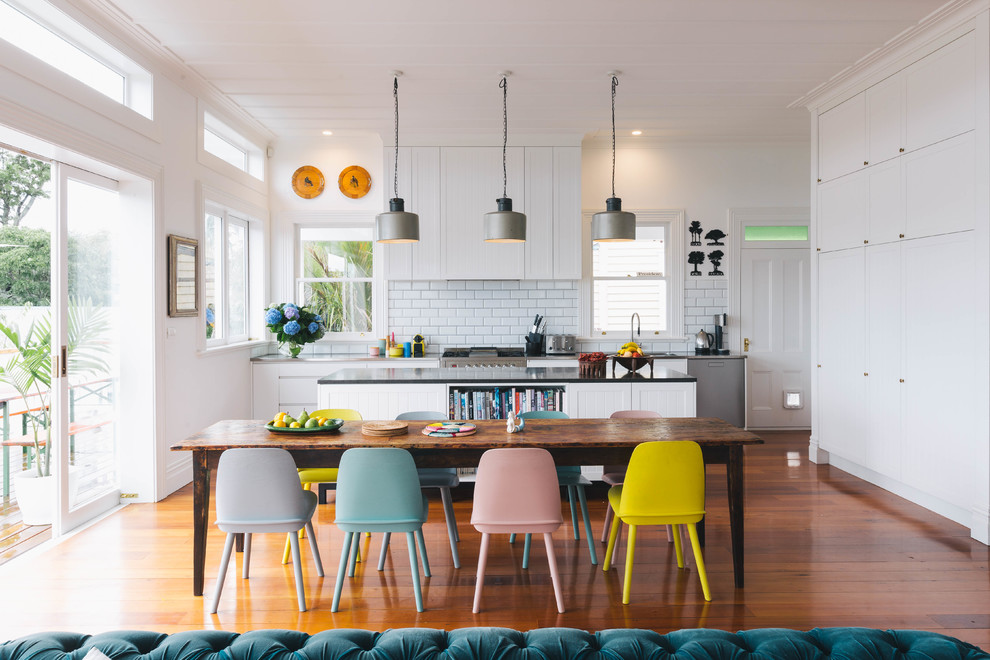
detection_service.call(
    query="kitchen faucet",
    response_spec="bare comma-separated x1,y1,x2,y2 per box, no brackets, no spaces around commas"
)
630,312,641,343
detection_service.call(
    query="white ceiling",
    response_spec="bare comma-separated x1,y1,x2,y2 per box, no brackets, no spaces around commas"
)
101,0,950,142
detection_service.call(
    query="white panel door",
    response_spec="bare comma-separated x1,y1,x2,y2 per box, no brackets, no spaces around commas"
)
900,232,976,508
867,75,904,165
904,32,976,151
865,243,902,478
441,147,525,279
524,147,554,279
552,147,582,279
817,249,867,461
566,383,632,419
866,159,903,246
818,94,867,182
902,132,975,239
818,171,868,252
741,248,811,429
632,383,696,418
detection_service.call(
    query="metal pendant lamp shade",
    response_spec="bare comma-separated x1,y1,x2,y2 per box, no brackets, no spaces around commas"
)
593,73,636,242
484,74,526,243
376,73,419,244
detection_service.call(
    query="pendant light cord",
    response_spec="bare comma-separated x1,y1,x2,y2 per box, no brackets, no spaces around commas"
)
610,75,618,199
392,76,399,200
500,76,508,199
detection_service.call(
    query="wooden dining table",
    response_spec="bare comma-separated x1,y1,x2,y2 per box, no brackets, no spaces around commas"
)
171,417,762,596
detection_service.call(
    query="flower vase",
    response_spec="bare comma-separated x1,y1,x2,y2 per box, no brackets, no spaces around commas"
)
280,342,303,358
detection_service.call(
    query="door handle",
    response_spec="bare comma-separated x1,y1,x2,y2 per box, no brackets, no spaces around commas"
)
743,338,750,352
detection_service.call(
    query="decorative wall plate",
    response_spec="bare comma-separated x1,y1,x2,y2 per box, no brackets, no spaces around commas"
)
291,166,325,199
338,165,372,198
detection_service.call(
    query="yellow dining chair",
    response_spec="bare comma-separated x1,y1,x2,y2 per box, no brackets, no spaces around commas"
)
603,440,711,604
281,408,362,565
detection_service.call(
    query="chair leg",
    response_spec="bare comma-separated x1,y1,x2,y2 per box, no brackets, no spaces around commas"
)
666,524,674,542
209,533,235,614
472,532,490,613
566,485,579,539
522,533,532,569
304,521,324,577
575,485,598,565
331,532,353,612
348,532,361,577
406,531,424,612
509,533,516,544
672,524,685,568
378,532,391,571
415,528,431,578
687,523,712,601
440,487,461,567
601,504,614,544
622,524,638,605
288,528,307,612
242,533,252,579
543,532,565,614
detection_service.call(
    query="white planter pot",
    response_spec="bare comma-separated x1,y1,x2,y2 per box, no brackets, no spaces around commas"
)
13,469,80,526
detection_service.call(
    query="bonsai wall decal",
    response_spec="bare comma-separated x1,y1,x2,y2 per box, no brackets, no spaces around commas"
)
705,228,727,246
708,250,724,276
688,251,705,276
689,220,703,246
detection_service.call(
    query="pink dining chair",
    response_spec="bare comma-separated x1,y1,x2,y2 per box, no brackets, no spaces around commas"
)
471,448,565,614
601,410,669,549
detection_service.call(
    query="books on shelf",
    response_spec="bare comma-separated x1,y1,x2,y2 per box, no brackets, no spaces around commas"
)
448,386,564,420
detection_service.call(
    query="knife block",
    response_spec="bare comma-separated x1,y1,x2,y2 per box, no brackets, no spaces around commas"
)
524,335,544,356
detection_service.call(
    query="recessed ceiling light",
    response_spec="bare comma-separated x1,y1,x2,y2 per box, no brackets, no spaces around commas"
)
631,130,642,136
322,130,333,136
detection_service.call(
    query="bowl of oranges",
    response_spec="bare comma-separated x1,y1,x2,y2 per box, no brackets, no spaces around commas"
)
266,410,343,433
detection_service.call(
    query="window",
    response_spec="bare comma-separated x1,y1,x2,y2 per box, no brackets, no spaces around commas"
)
203,112,264,181
588,211,684,339
297,227,374,336
204,206,250,344
0,0,152,118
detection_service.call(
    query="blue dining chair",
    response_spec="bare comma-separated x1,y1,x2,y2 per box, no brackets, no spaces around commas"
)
514,410,598,566
331,447,431,612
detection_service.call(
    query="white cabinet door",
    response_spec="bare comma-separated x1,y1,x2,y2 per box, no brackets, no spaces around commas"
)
566,383,632,418
631,382,696,418
866,75,904,166
441,147,525,279
903,132,975,239
817,249,867,463
818,171,867,252
281,361,363,411
553,147,582,279
319,384,448,420
381,147,442,280
251,363,280,418
900,232,976,509
818,94,867,182
904,32,976,152
867,159,903,246
524,147,554,279
865,243,902,478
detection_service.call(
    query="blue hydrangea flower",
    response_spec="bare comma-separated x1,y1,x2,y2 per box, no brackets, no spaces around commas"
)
283,306,299,320
308,322,319,333
284,320,301,336
265,308,282,325
314,315,322,322
206,307,215,323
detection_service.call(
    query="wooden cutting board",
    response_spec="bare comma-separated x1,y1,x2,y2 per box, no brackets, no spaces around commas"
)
361,421,409,437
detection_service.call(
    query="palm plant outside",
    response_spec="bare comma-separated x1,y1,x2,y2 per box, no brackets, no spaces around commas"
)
0,298,112,477
302,239,372,333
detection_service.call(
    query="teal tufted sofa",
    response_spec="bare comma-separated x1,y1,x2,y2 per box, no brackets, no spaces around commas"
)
2,627,988,660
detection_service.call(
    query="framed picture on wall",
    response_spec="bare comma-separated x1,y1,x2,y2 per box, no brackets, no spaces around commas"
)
168,234,199,317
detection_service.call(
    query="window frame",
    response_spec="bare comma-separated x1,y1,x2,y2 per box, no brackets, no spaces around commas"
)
294,220,383,342
581,209,685,341
204,202,252,348
201,111,265,182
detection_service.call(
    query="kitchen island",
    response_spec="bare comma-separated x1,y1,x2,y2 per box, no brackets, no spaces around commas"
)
317,366,696,420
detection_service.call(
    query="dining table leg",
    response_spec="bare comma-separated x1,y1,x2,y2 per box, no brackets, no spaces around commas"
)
192,450,210,596
726,444,745,588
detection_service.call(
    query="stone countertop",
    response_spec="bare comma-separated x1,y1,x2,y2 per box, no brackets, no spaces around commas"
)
318,366,696,385
252,355,440,364
529,352,746,360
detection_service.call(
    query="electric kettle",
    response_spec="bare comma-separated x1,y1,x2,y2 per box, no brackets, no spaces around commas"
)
695,328,714,354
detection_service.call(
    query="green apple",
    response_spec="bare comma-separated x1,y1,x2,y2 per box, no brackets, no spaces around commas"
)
304,418,319,428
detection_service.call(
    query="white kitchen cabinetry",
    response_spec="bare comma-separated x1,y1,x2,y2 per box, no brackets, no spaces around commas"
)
866,160,903,245
318,383,447,420
903,33,976,151
818,94,867,182
867,75,904,166
552,147,582,279
566,383,632,418
865,243,902,477
903,132,975,239
523,147,554,280
818,171,868,252
632,382,697,418
382,147,442,280
441,147,525,280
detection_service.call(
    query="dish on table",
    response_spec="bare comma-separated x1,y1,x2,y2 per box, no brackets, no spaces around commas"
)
422,422,477,437
265,419,343,433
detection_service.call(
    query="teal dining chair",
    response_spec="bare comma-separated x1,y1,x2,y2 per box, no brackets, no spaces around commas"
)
331,447,431,612
515,410,597,565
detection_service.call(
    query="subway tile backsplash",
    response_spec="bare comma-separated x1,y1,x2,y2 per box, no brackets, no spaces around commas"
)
387,278,729,353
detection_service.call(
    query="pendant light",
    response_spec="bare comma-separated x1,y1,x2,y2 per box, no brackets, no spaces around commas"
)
592,73,636,242
484,72,526,243
376,71,420,243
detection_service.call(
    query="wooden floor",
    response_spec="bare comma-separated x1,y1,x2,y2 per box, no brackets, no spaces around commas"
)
0,431,987,648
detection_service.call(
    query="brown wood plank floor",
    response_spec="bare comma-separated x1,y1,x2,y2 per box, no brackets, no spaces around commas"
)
0,431,987,648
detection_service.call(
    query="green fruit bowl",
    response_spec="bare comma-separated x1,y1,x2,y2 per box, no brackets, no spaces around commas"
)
265,419,344,433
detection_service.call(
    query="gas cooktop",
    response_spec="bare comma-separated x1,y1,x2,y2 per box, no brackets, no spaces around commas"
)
441,346,524,358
